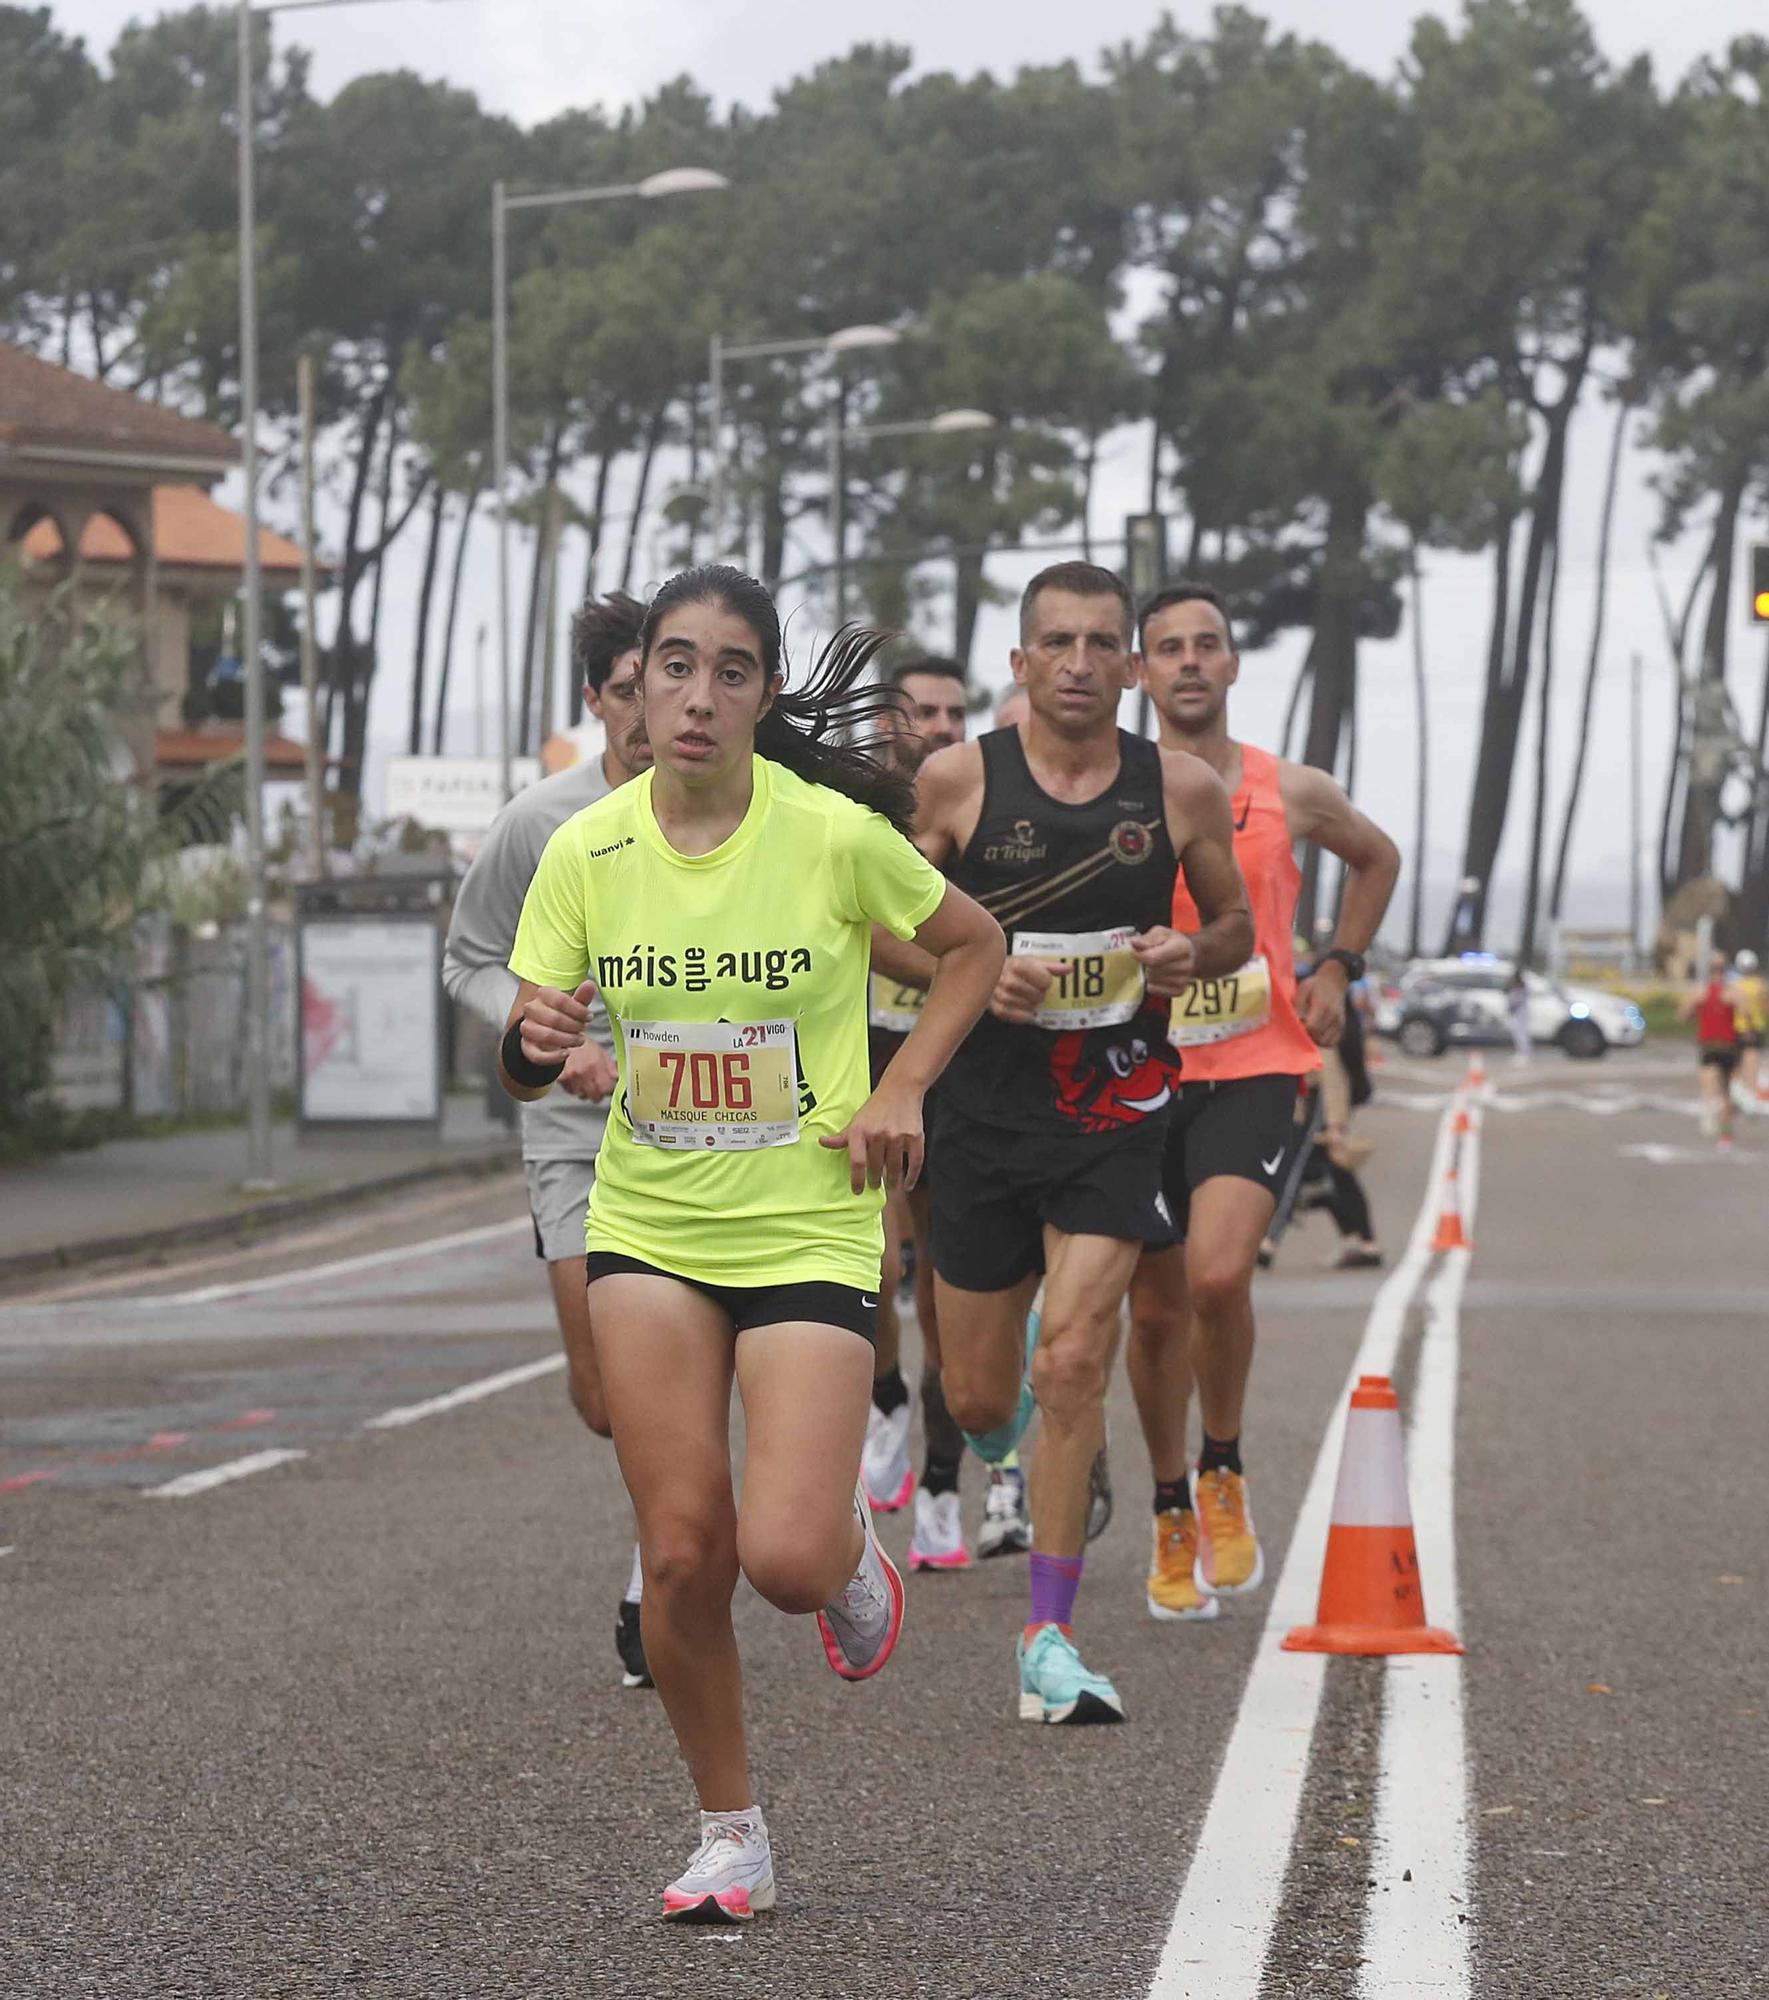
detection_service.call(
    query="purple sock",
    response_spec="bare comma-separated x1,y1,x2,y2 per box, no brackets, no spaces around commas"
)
1027,1551,1083,1630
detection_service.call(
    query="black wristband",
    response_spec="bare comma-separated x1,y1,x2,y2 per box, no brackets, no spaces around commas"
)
1321,948,1366,984
501,1019,566,1089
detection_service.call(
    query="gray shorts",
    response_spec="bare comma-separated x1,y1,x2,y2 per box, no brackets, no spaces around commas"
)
524,1156,596,1263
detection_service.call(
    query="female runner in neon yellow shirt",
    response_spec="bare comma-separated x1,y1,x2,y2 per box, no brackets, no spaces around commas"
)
501,565,1004,1923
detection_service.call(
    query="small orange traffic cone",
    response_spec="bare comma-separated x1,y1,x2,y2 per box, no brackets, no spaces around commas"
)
1453,1099,1474,1137
1466,1051,1486,1090
1284,1375,1463,1657
1431,1164,1473,1252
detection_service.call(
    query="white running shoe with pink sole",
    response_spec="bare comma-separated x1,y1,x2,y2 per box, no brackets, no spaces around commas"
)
907,1487,971,1572
662,1816,776,1923
817,1481,906,1679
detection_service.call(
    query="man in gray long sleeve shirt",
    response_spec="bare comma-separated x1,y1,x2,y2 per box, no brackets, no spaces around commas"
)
442,590,653,1688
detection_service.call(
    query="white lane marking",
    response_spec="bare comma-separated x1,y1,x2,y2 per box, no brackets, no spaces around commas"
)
141,1217,530,1308
1360,1112,1478,1999
362,1354,564,1430
143,1448,307,1499
0,1544,14,1558
1147,1101,1460,2000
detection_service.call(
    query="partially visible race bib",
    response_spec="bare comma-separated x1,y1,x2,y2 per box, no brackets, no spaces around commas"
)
1168,955,1272,1047
869,971,926,1035
1013,926,1145,1031
625,1019,799,1150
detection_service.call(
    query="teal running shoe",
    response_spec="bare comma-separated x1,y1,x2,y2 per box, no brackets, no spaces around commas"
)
1016,1622,1125,1726
963,1308,1039,1465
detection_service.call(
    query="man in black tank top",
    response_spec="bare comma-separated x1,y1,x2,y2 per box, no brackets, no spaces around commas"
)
899,561,1251,1725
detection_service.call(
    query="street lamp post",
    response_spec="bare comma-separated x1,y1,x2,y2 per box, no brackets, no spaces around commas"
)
705,323,901,564
827,409,994,627
236,0,457,1188
493,166,727,803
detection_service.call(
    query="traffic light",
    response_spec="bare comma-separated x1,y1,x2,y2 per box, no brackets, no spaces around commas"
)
1752,541,1769,623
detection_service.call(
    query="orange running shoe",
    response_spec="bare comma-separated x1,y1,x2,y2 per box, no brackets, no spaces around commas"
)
1193,1467,1266,1598
1147,1508,1219,1622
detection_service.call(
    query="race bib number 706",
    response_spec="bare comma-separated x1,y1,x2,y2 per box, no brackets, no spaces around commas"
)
625,1019,799,1150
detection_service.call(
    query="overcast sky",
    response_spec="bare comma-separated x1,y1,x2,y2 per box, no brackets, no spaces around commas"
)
62,1,1769,944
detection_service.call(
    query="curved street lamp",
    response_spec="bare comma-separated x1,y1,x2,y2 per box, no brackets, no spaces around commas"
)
830,409,998,624
705,323,903,559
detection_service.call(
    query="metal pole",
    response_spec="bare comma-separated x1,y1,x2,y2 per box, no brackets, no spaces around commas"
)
1630,647,1643,963
707,332,723,561
491,180,512,803
296,353,325,880
237,2,274,1186
473,620,487,757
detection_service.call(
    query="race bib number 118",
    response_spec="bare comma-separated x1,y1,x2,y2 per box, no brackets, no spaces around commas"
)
625,1019,799,1150
1013,926,1146,1031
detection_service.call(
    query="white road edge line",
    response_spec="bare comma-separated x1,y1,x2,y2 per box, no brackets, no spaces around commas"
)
1147,1099,1460,2000
143,1448,307,1500
1360,1109,1479,1999
143,1217,530,1308
362,1354,564,1431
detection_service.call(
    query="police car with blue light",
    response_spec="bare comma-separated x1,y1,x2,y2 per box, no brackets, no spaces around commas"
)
1376,955,1648,1060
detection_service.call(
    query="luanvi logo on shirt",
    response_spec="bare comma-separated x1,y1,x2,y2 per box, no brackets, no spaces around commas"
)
589,836,635,859
595,946,814,995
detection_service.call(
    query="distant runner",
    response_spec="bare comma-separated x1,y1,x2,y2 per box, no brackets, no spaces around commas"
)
1127,582,1400,1623
909,561,1252,1724
1685,965,1741,1150
862,657,975,1576
441,591,653,1687
504,566,1002,1920
1733,950,1766,1106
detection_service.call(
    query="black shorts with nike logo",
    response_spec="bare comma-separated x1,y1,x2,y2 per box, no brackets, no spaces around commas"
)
1156,1074,1307,1244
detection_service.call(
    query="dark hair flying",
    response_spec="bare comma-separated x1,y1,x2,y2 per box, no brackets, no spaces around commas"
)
638,564,916,835
570,590,647,693
1138,581,1237,653
1018,560,1135,645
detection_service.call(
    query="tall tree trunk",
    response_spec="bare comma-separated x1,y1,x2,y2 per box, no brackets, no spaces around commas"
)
1297,488,1368,938
619,400,670,593
517,427,565,755
1736,630,1769,951
1279,644,1314,762
1549,396,1629,923
1517,524,1563,966
407,480,446,755
954,551,987,669
761,427,789,589
323,382,390,766
1407,539,1430,957
1674,460,1750,886
568,451,613,725
1453,345,1591,945
431,471,484,754
1079,428,1097,563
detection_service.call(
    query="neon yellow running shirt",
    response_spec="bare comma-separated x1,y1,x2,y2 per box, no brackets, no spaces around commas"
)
510,755,946,1290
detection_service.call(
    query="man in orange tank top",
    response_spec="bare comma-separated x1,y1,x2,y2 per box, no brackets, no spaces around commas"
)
1127,584,1401,1623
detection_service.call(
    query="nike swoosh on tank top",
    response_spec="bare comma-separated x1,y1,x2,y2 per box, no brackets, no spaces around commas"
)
941,727,1180,1137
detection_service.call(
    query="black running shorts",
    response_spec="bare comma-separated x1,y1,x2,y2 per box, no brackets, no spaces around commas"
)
1153,1074,1307,1244
584,1252,877,1344
927,1100,1176,1293
1699,1042,1741,1074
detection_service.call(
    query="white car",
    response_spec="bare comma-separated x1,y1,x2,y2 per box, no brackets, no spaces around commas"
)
1382,956,1647,1060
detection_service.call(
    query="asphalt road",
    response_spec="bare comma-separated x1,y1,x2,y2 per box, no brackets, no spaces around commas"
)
3,1046,1764,1999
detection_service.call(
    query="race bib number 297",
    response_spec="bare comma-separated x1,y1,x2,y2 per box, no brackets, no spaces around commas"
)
625,1019,798,1150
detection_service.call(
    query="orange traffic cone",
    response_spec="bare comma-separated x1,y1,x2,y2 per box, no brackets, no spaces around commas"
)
1466,1051,1486,1091
1284,1375,1463,1657
1453,1099,1474,1136
1431,1164,1473,1252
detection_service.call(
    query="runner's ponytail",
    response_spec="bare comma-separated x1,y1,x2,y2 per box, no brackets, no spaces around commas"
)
640,566,916,834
